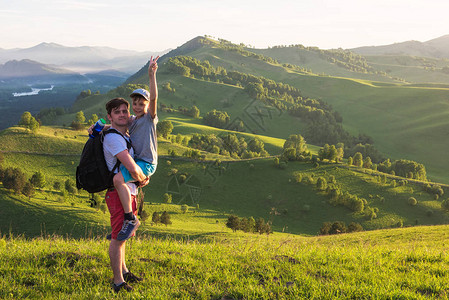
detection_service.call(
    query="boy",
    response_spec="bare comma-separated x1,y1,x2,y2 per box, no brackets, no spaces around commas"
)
97,56,159,241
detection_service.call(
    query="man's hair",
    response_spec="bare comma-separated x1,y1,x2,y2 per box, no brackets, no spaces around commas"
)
105,98,129,115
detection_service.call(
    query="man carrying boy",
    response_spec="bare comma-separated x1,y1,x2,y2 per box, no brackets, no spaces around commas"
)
103,97,149,292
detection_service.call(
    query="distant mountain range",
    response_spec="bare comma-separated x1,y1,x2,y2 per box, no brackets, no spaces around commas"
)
0,42,170,74
0,59,76,79
351,35,449,58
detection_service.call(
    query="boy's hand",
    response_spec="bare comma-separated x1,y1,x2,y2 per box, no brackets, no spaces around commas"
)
139,176,150,187
148,56,159,76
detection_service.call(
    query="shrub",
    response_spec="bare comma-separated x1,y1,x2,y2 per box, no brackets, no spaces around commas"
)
319,222,332,235
329,221,346,234
293,172,302,183
347,222,363,233
408,197,417,206
442,199,449,211
163,193,172,204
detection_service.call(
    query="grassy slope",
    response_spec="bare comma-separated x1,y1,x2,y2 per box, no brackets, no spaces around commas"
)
365,55,449,84
252,46,400,82
2,225,449,299
1,125,447,237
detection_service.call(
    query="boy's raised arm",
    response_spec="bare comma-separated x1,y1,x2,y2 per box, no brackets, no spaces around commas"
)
148,56,159,119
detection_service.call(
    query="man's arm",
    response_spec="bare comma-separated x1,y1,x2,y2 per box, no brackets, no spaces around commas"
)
115,150,147,182
148,56,159,119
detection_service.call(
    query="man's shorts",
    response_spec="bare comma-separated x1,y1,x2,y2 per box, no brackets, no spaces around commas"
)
105,189,137,240
120,159,157,183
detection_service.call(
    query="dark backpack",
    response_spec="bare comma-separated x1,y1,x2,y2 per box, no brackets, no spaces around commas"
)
76,128,132,193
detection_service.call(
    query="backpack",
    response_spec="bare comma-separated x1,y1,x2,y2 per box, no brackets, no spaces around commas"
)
76,128,132,193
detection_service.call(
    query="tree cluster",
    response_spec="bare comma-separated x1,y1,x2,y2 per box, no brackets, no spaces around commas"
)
151,211,172,226
281,134,311,161
36,107,66,125
377,159,427,181
318,143,344,162
203,109,230,129
319,221,363,235
226,215,272,234
188,133,269,159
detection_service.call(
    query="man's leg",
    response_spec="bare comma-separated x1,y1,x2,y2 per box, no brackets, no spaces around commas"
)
109,239,126,285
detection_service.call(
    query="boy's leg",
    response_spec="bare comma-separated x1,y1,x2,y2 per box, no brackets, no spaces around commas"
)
113,172,140,241
113,171,133,217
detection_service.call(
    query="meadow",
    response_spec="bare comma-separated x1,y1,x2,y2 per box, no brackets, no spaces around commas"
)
2,225,449,299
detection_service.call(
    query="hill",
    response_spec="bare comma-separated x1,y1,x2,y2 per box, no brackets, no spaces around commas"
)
0,59,78,79
0,42,169,73
351,34,449,58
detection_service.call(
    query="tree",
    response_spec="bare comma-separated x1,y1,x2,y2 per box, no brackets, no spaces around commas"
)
353,152,363,167
87,114,99,126
157,120,174,138
363,157,373,169
65,179,77,194
316,177,327,191
30,171,46,190
408,197,418,206
347,222,363,233
160,211,172,226
240,217,256,233
53,181,62,191
203,110,230,128
163,193,172,204
189,106,200,118
2,167,27,194
441,199,449,211
226,215,240,232
283,134,307,154
29,117,40,133
19,111,32,126
75,111,86,123
152,212,161,225
22,182,35,200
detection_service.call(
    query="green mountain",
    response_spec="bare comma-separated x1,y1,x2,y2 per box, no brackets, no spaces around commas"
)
117,36,449,184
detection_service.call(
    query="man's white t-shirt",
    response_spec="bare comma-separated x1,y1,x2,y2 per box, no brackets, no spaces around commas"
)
103,129,137,195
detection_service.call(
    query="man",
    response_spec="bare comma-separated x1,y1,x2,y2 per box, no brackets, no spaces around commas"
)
103,97,149,293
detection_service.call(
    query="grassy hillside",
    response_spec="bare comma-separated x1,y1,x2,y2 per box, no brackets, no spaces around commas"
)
364,55,449,84
1,124,448,238
3,225,449,299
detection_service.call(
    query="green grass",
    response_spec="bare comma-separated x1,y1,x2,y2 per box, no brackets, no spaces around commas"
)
3,225,449,299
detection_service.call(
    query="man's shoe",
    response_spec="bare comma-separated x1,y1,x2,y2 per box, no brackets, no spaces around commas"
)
112,282,132,293
124,271,143,283
116,218,140,241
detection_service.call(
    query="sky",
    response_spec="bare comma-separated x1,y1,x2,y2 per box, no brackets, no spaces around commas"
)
1,0,448,52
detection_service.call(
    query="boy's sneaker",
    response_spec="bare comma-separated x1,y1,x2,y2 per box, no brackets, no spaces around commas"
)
124,271,143,283
112,282,132,293
116,218,140,241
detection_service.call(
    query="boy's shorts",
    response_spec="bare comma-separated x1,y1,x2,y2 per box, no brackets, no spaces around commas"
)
105,189,137,240
120,160,157,183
